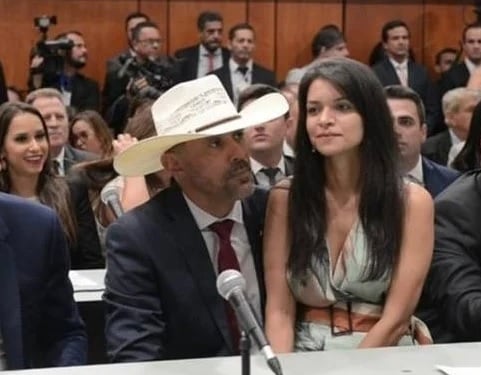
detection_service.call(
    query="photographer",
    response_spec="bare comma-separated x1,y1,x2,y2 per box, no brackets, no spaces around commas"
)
29,30,100,112
103,21,181,133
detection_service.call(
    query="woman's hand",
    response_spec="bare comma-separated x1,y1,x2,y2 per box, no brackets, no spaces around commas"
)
112,133,138,157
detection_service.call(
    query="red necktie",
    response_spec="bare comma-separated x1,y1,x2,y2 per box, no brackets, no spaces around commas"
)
210,219,241,352
207,53,215,73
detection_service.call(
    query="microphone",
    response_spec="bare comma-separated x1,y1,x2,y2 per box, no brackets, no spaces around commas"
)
100,184,124,219
217,269,283,375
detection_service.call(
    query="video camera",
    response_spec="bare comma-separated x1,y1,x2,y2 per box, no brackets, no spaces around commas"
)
117,53,178,100
32,15,73,76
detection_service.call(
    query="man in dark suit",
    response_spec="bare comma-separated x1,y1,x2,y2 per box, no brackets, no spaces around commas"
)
373,20,441,135
102,21,181,126
422,87,481,166
439,22,481,98
0,192,86,369
175,11,230,82
238,84,294,188
29,31,100,112
104,75,288,361
417,169,481,342
105,12,150,75
26,88,103,269
211,23,276,105
385,85,459,197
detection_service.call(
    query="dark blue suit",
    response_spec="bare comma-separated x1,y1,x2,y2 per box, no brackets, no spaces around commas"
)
422,157,460,198
0,193,86,369
104,186,268,362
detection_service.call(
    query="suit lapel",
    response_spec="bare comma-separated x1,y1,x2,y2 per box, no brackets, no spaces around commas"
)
0,217,24,369
163,188,235,352
284,155,295,176
241,191,266,316
223,67,234,100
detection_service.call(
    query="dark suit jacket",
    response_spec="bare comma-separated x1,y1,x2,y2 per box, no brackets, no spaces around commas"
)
63,145,103,269
421,130,452,166
106,49,132,75
41,73,100,112
422,157,459,198
67,173,104,270
211,63,277,101
64,144,96,176
104,186,268,362
0,193,86,369
439,62,470,99
372,59,442,134
175,45,230,82
417,170,481,343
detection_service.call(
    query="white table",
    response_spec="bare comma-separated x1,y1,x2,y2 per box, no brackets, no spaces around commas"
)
5,342,481,374
69,269,106,302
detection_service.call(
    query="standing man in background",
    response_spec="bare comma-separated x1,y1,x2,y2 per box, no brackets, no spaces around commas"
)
175,11,230,81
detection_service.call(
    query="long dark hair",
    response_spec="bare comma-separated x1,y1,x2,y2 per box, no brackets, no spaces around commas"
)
451,100,481,172
0,102,77,243
289,58,404,282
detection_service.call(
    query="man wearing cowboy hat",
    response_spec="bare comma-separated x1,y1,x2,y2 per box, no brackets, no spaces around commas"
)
104,75,288,361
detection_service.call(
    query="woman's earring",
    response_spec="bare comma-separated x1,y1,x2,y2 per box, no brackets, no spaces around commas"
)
311,147,316,153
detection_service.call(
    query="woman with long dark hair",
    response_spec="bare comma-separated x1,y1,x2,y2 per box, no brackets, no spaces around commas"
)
264,58,434,351
0,101,103,269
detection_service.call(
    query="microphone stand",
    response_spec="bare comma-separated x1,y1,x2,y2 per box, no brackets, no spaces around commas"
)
240,331,250,375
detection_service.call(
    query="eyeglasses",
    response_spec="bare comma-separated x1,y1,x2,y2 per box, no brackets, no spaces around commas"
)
138,38,162,47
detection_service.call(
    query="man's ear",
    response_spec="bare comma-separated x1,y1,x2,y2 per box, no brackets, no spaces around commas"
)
161,152,183,173
421,123,428,143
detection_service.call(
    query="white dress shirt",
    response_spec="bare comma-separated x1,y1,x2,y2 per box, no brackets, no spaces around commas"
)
448,129,463,166
465,57,480,75
183,194,262,321
405,156,424,186
197,44,223,78
389,57,409,86
54,147,66,176
229,58,253,106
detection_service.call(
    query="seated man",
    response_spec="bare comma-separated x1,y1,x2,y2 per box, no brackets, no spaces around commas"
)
0,193,86,369
238,84,294,188
104,75,288,361
422,87,481,166
385,85,459,197
417,170,481,342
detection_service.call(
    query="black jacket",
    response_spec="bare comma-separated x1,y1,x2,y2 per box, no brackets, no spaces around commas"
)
105,186,268,361
417,170,481,342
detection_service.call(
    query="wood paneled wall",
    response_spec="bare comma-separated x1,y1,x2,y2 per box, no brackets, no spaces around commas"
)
2,0,479,91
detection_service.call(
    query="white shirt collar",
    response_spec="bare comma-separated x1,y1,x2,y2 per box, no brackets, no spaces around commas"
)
199,44,221,57
183,193,244,231
55,147,66,174
229,58,253,74
465,57,479,74
249,156,285,175
389,57,408,69
406,155,424,184
448,128,462,145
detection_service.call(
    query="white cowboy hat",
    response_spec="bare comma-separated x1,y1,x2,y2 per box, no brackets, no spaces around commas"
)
114,75,289,176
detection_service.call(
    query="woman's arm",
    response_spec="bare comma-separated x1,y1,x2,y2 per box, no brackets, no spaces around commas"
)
359,183,434,348
264,186,297,353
